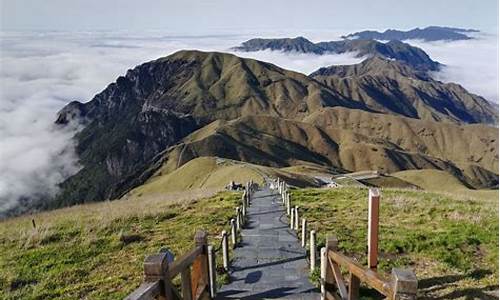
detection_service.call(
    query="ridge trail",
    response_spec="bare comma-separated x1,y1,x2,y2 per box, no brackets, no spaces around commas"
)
216,185,319,299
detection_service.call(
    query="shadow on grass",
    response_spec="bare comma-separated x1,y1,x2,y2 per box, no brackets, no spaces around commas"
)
418,269,497,300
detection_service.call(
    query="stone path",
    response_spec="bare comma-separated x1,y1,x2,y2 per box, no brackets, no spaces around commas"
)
216,185,319,299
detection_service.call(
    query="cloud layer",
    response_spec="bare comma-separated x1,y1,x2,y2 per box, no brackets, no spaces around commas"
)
0,30,497,215
0,31,366,214
409,32,499,103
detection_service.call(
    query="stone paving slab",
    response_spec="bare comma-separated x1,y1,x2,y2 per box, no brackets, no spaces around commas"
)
216,186,319,299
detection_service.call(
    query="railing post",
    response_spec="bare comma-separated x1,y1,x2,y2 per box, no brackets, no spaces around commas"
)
310,230,316,272
287,193,291,215
320,247,327,300
208,245,216,298
325,236,338,296
230,219,237,247
392,268,418,300
349,272,360,300
368,188,380,270
143,253,172,300
294,206,299,231
290,206,295,229
301,218,307,247
236,207,241,231
222,230,229,271
242,193,246,217
181,268,193,300
192,230,209,299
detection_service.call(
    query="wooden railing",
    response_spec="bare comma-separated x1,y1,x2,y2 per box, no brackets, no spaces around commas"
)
125,230,213,300
320,235,417,300
125,180,257,300
276,177,418,300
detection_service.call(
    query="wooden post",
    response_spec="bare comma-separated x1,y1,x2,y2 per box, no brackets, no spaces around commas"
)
208,245,216,298
236,207,241,231
242,193,246,217
310,230,316,272
222,230,229,271
287,194,291,215
294,206,299,231
326,236,339,296
301,218,307,247
144,253,172,300
368,188,380,270
320,247,327,300
349,272,360,300
392,268,418,300
192,230,209,299
230,219,237,247
181,268,193,300
290,207,295,229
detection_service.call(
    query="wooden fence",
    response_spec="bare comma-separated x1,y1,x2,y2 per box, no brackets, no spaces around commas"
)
125,181,256,300
275,177,418,300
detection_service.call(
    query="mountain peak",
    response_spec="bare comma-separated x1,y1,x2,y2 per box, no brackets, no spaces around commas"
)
310,55,429,80
342,26,477,42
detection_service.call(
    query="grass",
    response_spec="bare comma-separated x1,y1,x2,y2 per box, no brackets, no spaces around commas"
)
391,169,499,201
291,187,498,299
0,189,241,300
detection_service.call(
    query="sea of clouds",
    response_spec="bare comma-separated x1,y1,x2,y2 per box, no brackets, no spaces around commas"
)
0,30,497,214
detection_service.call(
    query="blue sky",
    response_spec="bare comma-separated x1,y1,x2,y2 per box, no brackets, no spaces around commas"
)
1,0,498,32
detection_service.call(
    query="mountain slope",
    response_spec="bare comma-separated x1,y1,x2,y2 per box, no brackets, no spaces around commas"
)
46,50,498,211
144,113,497,190
52,50,361,208
233,37,440,71
310,57,499,124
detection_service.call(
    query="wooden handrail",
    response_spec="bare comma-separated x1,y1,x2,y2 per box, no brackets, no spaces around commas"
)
125,230,210,300
168,245,203,278
125,281,161,300
328,251,392,296
325,248,417,300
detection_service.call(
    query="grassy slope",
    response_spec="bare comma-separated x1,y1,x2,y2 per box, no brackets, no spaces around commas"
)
130,157,266,197
131,157,325,199
291,187,498,298
392,169,499,201
0,190,240,300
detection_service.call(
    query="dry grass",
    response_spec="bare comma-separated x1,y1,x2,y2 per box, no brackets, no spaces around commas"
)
0,188,240,300
292,186,498,299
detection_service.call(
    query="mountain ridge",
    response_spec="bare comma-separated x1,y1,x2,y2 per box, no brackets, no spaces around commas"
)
233,37,441,71
342,26,478,41
12,49,497,214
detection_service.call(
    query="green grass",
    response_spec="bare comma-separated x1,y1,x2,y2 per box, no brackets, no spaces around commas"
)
0,190,241,300
291,187,498,299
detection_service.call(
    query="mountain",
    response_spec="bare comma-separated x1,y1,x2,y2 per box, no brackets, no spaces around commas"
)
138,110,498,191
41,50,498,211
342,26,478,41
233,37,440,71
310,56,498,124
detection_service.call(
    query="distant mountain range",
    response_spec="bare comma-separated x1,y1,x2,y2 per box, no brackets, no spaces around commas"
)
342,26,478,41
232,37,440,71
30,50,496,214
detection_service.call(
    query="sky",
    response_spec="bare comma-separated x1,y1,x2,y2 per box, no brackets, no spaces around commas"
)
1,0,498,33
0,0,498,215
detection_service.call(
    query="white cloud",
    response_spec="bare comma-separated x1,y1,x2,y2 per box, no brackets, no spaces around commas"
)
0,31,365,215
408,33,499,103
230,50,364,74
0,30,496,215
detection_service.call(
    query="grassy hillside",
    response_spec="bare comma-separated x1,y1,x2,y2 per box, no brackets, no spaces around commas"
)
392,169,499,201
1,181,497,299
0,190,240,300
291,187,498,298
